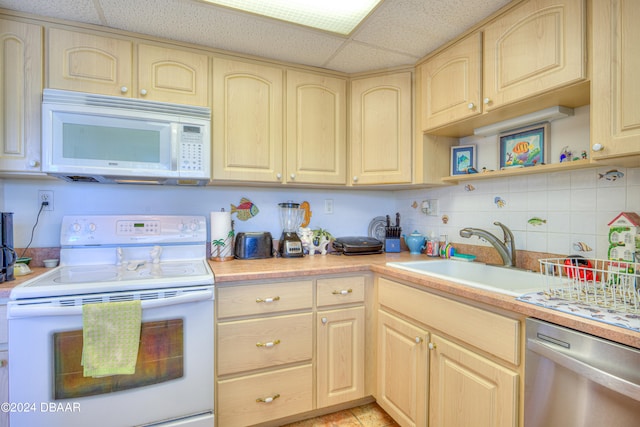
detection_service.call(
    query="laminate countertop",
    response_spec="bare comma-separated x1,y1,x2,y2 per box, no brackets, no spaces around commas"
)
209,252,640,349
3,253,638,349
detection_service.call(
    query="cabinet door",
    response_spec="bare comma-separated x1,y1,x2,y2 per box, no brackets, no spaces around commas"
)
420,32,482,131
429,334,518,427
212,57,284,182
350,72,412,185
317,306,365,408
137,44,209,106
377,310,429,427
0,19,42,172
48,28,133,97
482,0,586,111
591,0,640,162
285,70,347,184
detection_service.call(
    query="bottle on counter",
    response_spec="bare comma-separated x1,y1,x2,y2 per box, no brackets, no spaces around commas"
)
426,232,439,257
439,234,448,258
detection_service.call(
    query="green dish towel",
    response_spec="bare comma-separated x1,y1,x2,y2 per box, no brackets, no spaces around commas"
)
82,300,142,377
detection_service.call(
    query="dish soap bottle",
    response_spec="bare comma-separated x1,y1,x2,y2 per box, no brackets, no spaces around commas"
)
439,234,448,258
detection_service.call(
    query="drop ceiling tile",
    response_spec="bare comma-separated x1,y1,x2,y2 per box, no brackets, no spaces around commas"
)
98,0,346,69
325,41,418,74
354,0,511,57
0,0,104,24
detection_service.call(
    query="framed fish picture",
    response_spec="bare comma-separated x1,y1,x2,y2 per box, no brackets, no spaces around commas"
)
499,123,549,169
451,144,477,175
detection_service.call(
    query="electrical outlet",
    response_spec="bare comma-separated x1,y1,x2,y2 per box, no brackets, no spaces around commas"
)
324,199,334,214
38,190,54,211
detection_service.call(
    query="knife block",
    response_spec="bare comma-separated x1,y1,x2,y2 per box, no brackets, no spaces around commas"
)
385,238,400,253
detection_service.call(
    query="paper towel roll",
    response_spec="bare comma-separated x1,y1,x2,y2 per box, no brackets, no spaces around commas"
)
210,211,234,261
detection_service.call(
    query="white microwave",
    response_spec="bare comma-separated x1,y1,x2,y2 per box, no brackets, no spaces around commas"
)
42,89,211,185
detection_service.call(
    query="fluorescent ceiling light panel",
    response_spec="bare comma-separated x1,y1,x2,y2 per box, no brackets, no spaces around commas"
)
202,0,383,35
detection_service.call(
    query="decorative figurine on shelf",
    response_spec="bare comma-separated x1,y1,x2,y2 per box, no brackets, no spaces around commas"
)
560,146,572,162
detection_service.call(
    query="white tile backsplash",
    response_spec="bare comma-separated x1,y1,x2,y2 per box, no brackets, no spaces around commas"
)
399,165,639,259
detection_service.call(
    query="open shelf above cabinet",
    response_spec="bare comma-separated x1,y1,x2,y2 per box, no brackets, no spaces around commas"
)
441,159,594,184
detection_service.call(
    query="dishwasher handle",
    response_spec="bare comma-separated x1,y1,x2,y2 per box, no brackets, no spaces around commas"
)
8,289,214,318
527,338,640,401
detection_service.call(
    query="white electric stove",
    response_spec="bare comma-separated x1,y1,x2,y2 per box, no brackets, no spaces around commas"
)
8,215,215,427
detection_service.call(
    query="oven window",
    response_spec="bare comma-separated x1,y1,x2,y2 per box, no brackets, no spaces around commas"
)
53,319,183,399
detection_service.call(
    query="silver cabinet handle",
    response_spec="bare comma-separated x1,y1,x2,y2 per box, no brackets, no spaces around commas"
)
276,173,282,180
468,102,475,110
120,86,128,93
352,176,358,182
256,394,280,403
256,339,281,348
140,89,148,96
483,97,491,105
592,143,604,152
332,289,352,295
321,317,328,324
290,173,296,180
415,336,423,343
428,342,436,350
527,338,640,401
256,296,280,303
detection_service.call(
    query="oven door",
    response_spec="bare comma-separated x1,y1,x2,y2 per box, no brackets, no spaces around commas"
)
7,286,214,427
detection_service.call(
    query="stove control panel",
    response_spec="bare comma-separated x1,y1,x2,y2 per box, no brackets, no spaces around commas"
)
60,215,206,246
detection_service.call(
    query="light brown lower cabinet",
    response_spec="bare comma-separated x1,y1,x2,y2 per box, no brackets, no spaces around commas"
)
215,274,369,426
377,310,429,427
217,364,313,427
377,277,522,427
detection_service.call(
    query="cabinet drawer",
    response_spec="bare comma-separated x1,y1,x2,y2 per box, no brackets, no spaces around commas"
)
217,364,313,427
217,280,312,319
378,278,520,365
218,313,312,376
317,276,365,307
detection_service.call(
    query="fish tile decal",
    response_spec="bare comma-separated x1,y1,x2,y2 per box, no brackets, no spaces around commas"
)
528,217,547,226
230,197,259,221
598,169,624,181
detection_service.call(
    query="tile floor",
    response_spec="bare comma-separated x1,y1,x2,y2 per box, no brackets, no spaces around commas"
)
280,402,399,427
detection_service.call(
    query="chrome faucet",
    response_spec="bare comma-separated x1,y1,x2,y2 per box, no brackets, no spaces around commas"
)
459,222,516,267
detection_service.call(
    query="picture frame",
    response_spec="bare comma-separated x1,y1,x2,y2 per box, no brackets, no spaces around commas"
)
499,123,549,169
451,144,477,175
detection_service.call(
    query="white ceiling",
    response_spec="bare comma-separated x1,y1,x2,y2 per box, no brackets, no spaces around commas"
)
0,0,512,73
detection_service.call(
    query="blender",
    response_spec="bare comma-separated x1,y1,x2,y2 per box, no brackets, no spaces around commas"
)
278,202,304,257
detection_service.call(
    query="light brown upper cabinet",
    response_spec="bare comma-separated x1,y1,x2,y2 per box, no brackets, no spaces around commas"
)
285,70,347,185
482,0,586,111
421,0,587,135
48,28,209,106
350,72,412,185
420,32,482,131
590,0,640,166
0,19,42,173
212,57,284,183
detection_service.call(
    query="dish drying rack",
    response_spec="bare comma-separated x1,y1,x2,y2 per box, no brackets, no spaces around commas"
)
539,258,640,314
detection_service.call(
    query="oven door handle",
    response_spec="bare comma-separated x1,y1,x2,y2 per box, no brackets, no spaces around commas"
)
527,338,640,401
7,289,214,318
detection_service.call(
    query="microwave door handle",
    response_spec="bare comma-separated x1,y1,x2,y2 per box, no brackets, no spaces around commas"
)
7,289,214,318
527,338,640,401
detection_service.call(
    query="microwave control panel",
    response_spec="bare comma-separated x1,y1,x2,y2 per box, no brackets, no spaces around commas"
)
179,125,205,172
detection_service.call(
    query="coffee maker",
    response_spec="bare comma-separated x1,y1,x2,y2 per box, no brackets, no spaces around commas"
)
1,212,16,282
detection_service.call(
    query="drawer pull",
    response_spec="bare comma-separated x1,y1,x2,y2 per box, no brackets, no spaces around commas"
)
256,296,280,303
332,289,352,295
256,394,280,403
256,339,281,348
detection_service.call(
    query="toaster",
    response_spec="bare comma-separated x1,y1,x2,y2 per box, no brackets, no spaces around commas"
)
234,232,274,259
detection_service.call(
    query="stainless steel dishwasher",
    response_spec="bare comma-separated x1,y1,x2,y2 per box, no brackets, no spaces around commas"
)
525,318,640,427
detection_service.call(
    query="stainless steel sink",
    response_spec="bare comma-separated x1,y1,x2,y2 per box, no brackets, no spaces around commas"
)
386,260,548,296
